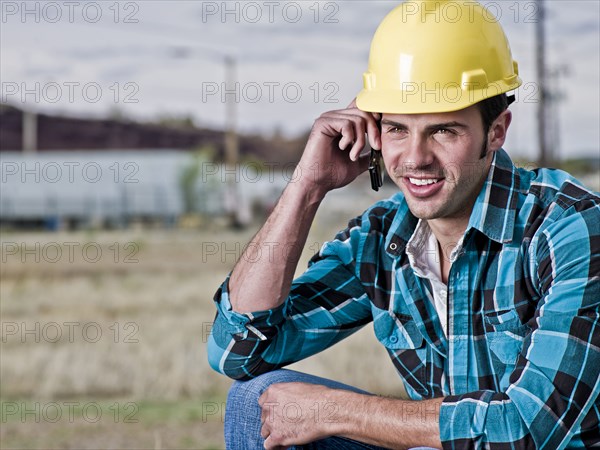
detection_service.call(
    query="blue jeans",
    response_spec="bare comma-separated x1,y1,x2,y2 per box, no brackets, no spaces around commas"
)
224,369,438,450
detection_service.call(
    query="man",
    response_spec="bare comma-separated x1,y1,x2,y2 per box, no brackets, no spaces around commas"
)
208,1,600,448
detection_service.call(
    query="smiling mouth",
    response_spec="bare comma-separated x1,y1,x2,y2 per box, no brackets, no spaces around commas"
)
402,176,445,198
408,178,440,186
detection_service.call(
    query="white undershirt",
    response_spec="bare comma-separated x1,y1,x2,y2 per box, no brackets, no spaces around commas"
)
405,220,464,337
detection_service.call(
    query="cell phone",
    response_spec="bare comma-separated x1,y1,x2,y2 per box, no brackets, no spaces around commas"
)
369,119,383,191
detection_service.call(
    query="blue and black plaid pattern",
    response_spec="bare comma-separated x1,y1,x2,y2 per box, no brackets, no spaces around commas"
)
208,149,600,449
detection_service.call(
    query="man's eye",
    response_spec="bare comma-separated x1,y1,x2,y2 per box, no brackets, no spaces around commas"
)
435,128,455,135
387,126,405,134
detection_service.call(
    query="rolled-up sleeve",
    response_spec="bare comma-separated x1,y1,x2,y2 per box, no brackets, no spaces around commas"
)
207,219,375,380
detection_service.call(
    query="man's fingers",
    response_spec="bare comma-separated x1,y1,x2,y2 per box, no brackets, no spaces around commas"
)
263,435,285,450
323,110,380,153
263,436,289,450
366,117,381,151
357,151,372,173
349,132,366,161
338,124,356,151
260,423,269,439
261,404,267,423
344,98,381,148
263,434,272,449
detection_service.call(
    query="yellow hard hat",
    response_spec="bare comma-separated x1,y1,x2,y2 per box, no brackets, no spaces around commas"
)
357,0,522,114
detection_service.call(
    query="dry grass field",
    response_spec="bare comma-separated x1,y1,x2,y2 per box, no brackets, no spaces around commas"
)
2,170,598,449
0,184,404,449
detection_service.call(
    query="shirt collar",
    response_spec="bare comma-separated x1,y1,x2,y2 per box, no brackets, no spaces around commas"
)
384,196,418,258
406,219,465,279
385,148,520,255
405,219,435,277
467,148,520,244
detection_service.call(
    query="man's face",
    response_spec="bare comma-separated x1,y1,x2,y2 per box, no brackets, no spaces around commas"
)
380,105,493,224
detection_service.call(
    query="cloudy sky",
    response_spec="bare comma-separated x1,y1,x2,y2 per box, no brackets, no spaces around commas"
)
2,0,599,160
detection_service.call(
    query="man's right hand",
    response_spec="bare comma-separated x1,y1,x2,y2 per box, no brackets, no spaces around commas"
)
294,100,382,197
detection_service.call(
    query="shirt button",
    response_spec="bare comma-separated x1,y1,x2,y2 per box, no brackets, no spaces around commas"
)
389,243,398,251
440,289,447,297
389,335,398,343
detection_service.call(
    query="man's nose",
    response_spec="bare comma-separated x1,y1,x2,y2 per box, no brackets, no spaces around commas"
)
399,135,435,172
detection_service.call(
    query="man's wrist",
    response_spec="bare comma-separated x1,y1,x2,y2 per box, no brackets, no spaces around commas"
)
285,174,328,205
322,390,443,448
323,389,365,437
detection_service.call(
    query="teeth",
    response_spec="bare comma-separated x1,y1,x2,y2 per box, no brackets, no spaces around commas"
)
409,178,439,186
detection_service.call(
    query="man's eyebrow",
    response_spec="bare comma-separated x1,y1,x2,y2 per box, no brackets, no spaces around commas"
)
380,119,407,129
380,120,468,130
425,121,468,131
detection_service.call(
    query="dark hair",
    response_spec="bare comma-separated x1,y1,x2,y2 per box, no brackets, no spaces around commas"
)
476,93,513,158
477,94,511,134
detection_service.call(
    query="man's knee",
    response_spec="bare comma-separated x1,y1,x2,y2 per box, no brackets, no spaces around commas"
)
225,370,298,449
227,369,291,408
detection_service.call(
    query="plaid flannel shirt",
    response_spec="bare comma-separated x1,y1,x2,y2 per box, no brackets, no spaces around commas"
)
208,149,600,449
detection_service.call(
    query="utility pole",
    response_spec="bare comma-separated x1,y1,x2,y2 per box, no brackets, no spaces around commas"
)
548,65,568,161
536,0,551,167
224,56,238,169
224,56,243,227
22,109,38,154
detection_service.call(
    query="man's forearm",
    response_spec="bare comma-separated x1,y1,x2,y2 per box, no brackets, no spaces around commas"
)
227,102,378,313
332,390,443,449
229,179,326,313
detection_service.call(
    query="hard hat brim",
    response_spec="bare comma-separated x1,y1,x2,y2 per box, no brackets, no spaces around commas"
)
356,79,522,115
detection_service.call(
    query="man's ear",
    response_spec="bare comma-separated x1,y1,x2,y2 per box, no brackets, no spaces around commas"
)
488,109,512,152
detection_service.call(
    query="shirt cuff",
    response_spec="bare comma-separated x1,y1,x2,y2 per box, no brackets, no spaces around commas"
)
439,390,496,447
212,274,286,341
